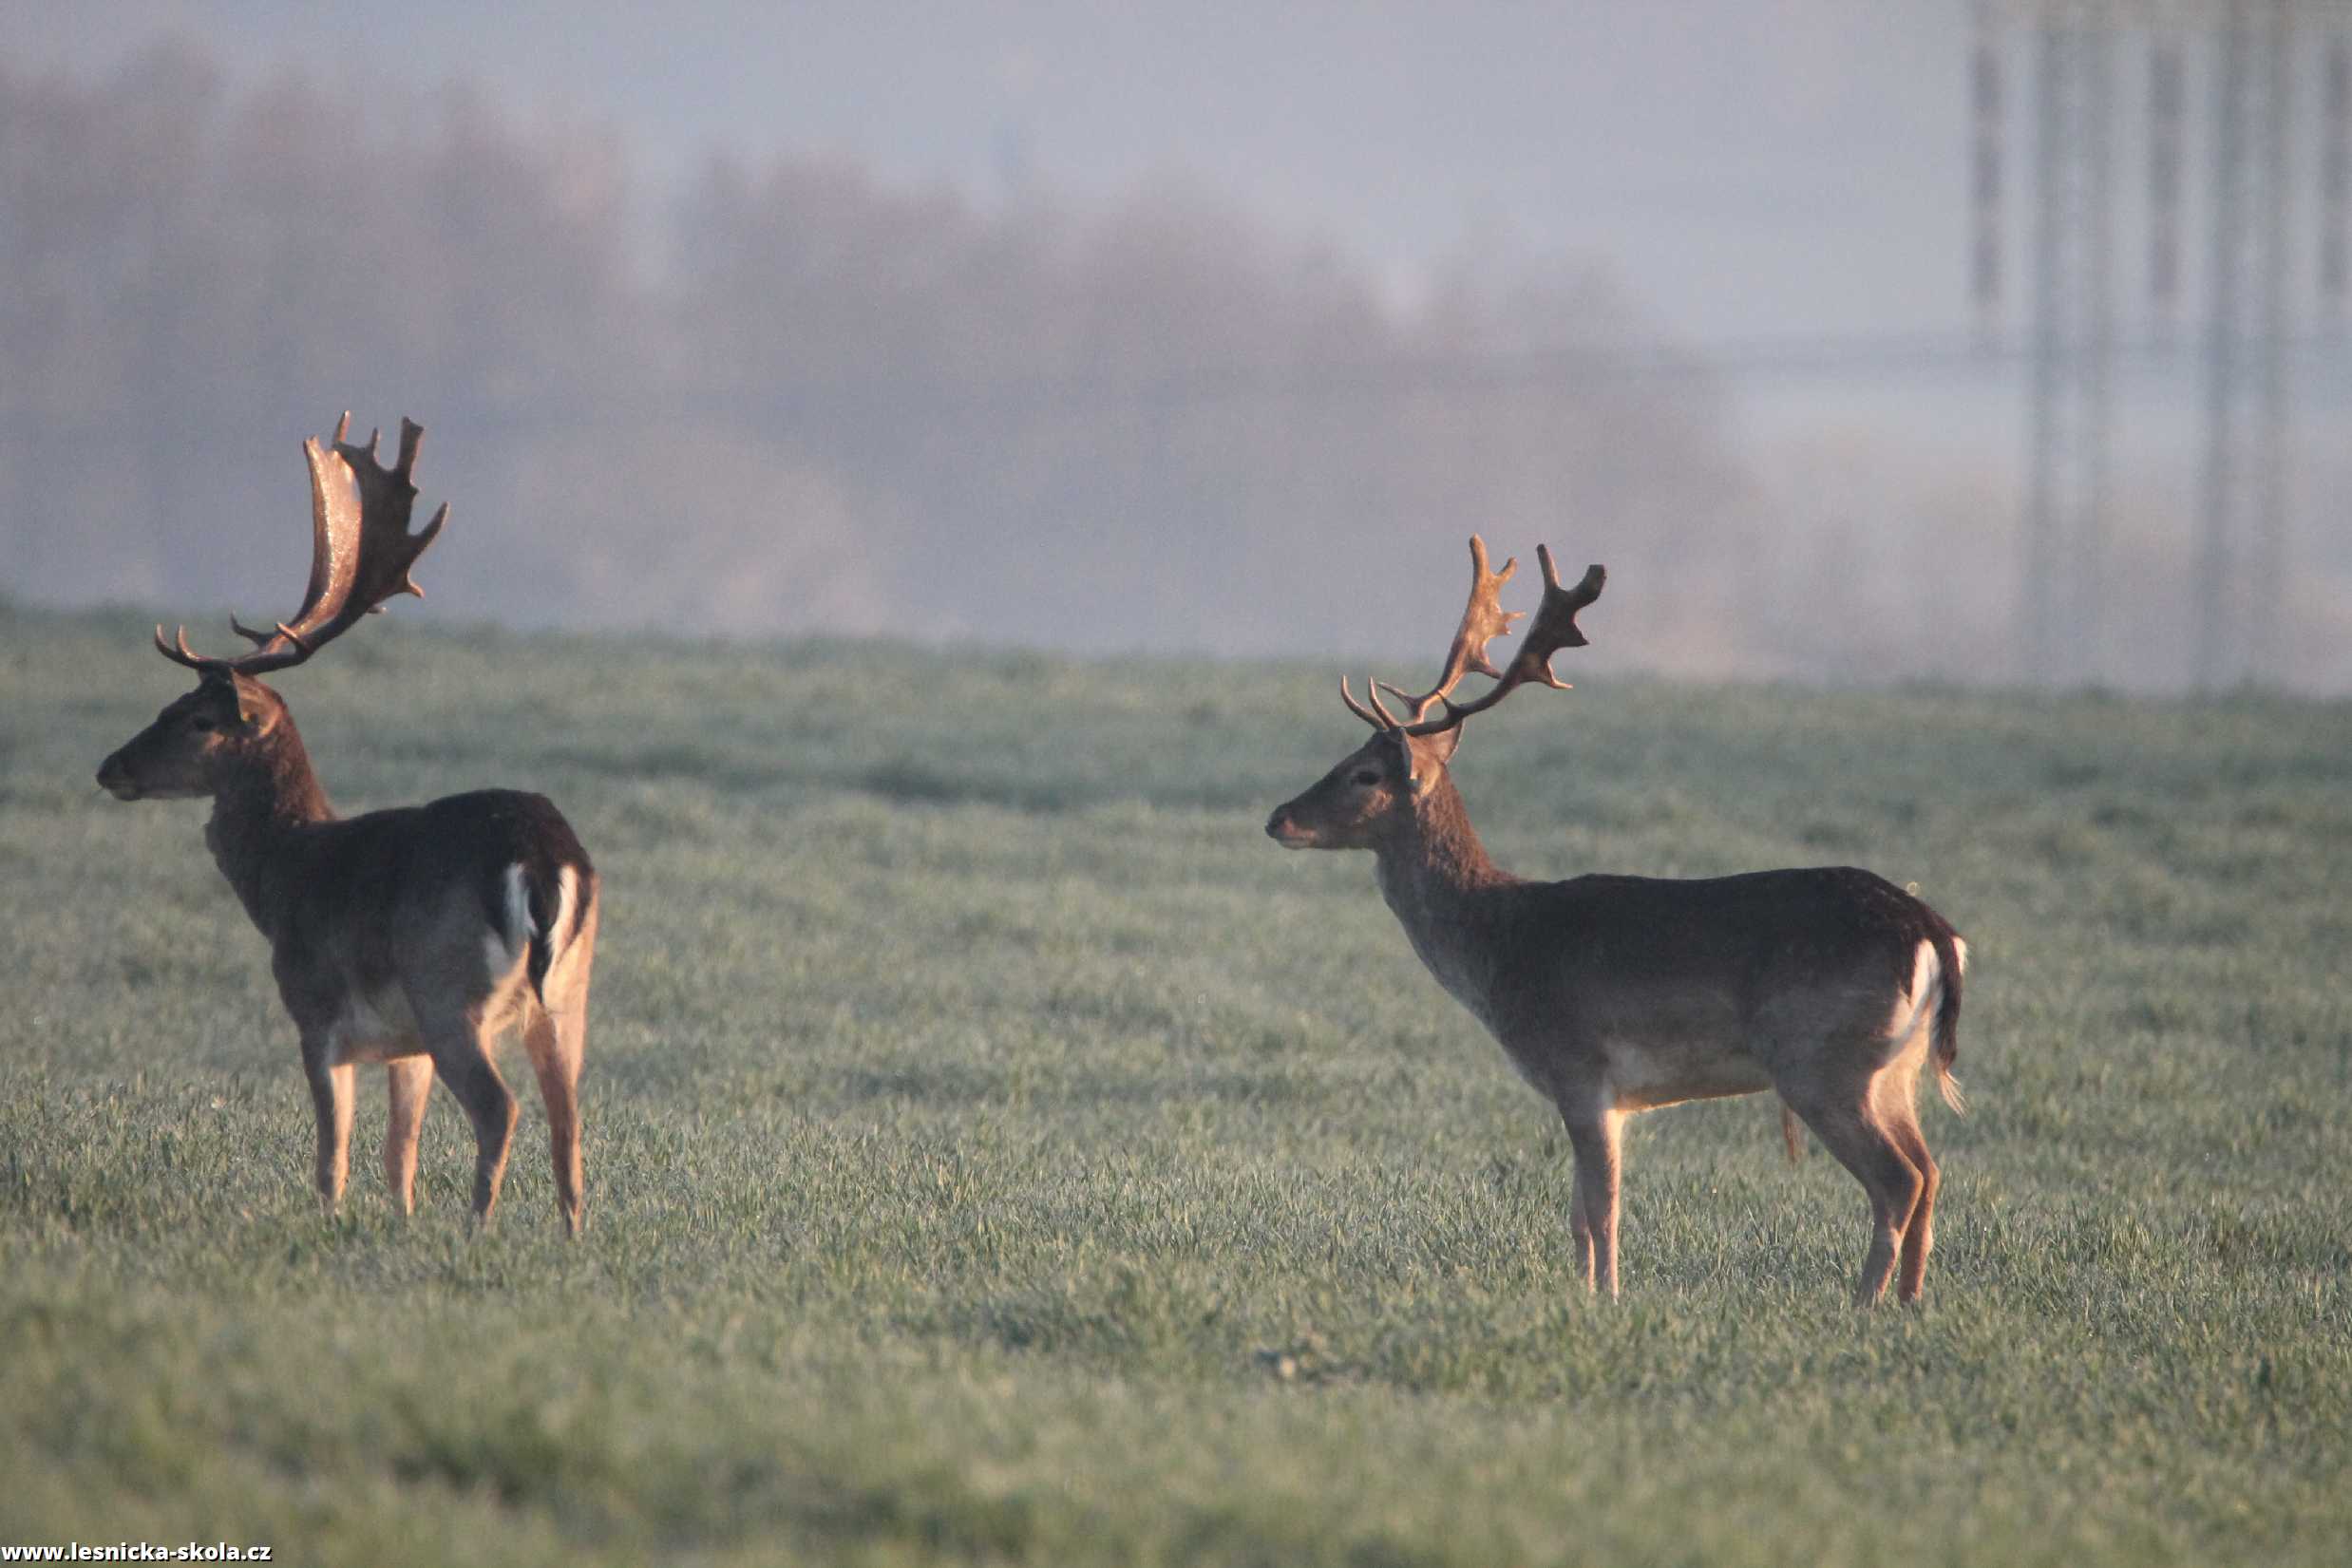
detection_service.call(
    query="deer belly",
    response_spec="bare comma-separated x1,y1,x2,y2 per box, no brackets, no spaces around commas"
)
327,987,423,1065
1603,1039,1773,1111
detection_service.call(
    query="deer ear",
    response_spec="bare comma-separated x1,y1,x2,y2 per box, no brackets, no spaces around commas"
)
228,673,278,733
1407,727,1463,794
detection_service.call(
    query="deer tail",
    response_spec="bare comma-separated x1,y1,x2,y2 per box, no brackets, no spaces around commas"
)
1926,927,1967,1116
522,859,593,1009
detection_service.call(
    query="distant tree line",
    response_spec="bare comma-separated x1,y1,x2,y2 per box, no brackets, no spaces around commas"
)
0,41,1796,674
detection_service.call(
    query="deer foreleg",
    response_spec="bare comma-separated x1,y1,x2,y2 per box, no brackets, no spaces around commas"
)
384,1056,435,1215
301,1039,354,1216
1562,1104,1624,1299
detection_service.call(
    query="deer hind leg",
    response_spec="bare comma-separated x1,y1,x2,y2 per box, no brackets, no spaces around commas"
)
1785,1073,1923,1308
414,1004,517,1226
299,1036,356,1217
522,900,597,1237
383,1056,435,1216
1880,1098,1941,1304
521,999,587,1237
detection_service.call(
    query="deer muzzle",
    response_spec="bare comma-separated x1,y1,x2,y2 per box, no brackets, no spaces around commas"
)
1264,805,1313,847
96,749,143,801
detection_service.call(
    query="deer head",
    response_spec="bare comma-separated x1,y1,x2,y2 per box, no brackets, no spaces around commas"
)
1264,537,1603,850
97,413,446,802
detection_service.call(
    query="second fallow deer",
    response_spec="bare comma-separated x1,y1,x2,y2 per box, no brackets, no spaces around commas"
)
96,415,600,1233
1265,539,1968,1304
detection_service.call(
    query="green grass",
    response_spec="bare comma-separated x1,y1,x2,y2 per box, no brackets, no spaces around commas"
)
3,602,2348,1566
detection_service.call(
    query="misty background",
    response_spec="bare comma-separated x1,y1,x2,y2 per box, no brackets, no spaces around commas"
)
2,3,2344,690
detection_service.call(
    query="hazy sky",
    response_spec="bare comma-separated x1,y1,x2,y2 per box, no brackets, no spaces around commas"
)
10,3,2343,687
3,1,1975,344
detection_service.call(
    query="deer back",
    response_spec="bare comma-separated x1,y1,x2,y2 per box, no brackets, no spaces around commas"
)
249,789,595,1034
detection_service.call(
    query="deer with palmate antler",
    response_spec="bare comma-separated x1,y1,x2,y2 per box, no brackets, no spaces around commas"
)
1264,540,1968,1304
97,415,599,1234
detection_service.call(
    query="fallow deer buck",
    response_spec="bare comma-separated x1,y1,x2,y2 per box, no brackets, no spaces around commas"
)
96,414,599,1234
1264,539,1968,1304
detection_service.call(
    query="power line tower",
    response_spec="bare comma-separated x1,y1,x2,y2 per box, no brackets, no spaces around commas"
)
1978,0,2118,686
1974,0,2342,690
2194,1,2304,690
2027,4,2116,687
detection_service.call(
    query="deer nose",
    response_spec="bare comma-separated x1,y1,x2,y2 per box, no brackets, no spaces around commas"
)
96,751,136,800
1264,807,1291,840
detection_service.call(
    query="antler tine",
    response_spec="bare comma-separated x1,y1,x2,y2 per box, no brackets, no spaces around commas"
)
152,411,448,679
1406,544,1605,735
229,614,283,649
1339,675,1394,731
406,501,449,597
154,624,225,673
1334,536,1527,734
1394,536,1524,723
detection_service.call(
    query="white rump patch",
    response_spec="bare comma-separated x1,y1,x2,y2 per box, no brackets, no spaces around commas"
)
541,866,579,973
1885,939,1941,1045
1953,935,1970,975
484,861,534,978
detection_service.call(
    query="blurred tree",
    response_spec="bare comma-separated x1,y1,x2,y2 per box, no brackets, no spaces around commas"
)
2,42,1752,674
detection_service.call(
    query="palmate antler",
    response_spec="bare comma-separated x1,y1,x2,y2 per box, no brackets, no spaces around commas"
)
157,413,447,678
1341,536,1605,738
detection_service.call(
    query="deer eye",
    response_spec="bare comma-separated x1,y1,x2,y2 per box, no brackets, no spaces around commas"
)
190,715,217,732
1351,768,1381,787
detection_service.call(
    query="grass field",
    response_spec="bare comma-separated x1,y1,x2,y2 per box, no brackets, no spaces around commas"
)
3,602,2348,1566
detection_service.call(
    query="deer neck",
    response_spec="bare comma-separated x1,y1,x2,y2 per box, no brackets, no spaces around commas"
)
204,717,335,936
1372,773,1517,1006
